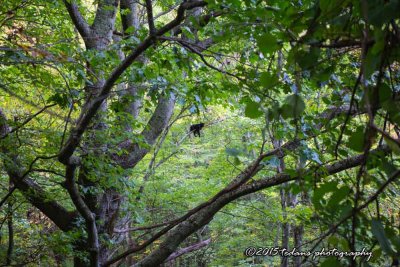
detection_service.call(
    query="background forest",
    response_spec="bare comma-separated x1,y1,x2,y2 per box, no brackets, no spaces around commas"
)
0,0,400,266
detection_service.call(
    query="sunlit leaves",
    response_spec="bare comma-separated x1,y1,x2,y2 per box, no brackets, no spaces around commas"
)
225,147,241,157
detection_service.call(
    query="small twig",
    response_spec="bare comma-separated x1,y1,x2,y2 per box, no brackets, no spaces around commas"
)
334,71,362,158
160,36,245,82
60,102,75,149
1,103,57,139
21,154,59,179
371,124,400,147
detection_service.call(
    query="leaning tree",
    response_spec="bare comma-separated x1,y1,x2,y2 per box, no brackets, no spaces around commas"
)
1,0,400,266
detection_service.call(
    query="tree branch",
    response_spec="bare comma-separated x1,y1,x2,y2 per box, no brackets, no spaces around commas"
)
63,0,91,39
128,147,390,267
65,163,100,265
145,0,156,35
164,238,211,263
113,94,176,169
0,107,77,231
302,167,400,263
58,0,207,165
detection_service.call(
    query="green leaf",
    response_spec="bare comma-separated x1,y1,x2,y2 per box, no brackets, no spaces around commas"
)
47,93,69,108
365,50,380,78
260,72,278,88
327,186,350,208
261,155,280,167
381,158,398,177
280,94,305,119
378,83,392,104
348,127,365,152
371,219,395,255
369,0,400,26
315,66,335,83
296,48,320,70
319,0,338,13
256,32,279,55
233,156,241,165
244,100,263,118
338,204,353,219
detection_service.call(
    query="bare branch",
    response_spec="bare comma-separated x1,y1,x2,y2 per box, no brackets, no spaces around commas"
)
0,82,69,121
0,186,16,209
161,36,245,82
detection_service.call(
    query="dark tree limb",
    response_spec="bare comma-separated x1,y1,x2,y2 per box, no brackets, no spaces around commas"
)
6,181,14,265
65,163,100,266
63,0,91,39
106,139,389,266
0,186,16,209
145,0,156,35
0,108,77,232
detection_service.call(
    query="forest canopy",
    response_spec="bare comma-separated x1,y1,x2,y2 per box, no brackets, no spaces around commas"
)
0,0,400,266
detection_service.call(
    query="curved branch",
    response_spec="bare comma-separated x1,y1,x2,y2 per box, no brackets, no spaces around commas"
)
63,0,91,39
65,163,100,265
114,94,176,169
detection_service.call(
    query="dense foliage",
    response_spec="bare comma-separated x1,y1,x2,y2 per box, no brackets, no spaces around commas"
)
0,0,400,266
